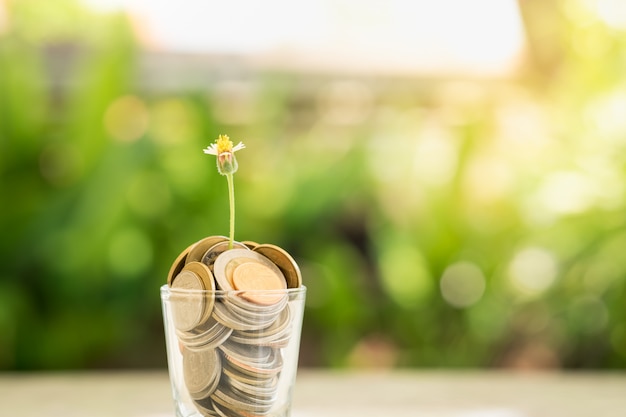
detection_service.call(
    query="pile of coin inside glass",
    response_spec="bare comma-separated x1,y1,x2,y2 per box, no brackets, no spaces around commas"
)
167,235,302,417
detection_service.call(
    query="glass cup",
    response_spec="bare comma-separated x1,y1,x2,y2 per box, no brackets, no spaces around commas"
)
161,285,306,417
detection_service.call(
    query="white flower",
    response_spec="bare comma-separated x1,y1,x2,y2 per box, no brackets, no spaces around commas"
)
203,134,245,175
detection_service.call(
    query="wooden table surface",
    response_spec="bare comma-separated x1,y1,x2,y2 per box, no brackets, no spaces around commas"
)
0,370,624,417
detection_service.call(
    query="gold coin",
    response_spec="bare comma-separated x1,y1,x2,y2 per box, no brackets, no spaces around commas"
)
232,262,286,306
187,261,216,327
171,262,216,331
241,241,259,250
170,270,205,332
167,241,195,287
184,261,216,290
187,236,229,264
253,244,302,289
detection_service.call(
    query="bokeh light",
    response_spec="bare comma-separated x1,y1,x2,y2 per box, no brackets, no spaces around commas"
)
507,248,558,298
440,262,486,308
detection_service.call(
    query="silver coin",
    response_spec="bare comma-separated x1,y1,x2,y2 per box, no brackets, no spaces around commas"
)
187,236,229,264
178,316,233,352
183,347,221,400
222,361,277,387
211,400,241,417
225,372,278,400
212,301,276,331
212,385,273,414
177,314,221,341
201,241,249,273
225,292,288,320
223,346,283,377
223,301,281,326
193,397,220,417
219,340,273,366
230,306,292,346
184,328,232,353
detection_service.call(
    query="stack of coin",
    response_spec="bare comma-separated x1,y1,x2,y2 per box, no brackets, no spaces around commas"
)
167,236,302,417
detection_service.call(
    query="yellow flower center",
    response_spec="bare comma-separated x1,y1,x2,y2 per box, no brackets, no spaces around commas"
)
216,134,233,154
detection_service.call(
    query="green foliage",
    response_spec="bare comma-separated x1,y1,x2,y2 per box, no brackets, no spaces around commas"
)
1,0,625,370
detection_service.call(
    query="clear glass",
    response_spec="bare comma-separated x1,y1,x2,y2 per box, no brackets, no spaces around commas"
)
161,285,306,417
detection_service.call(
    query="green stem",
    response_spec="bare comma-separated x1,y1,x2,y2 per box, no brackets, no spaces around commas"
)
226,172,235,249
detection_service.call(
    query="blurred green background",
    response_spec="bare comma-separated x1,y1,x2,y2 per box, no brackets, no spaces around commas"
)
1,0,625,371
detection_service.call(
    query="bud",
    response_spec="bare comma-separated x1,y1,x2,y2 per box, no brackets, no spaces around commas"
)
217,151,238,175
203,134,245,176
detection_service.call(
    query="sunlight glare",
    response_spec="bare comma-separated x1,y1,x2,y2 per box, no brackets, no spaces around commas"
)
80,0,525,76
597,0,626,30
508,247,558,298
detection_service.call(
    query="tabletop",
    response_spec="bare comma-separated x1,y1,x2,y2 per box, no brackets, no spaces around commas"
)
0,370,624,417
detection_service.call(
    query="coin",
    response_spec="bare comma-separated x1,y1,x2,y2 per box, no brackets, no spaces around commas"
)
219,340,273,365
220,295,285,327
186,261,217,291
222,361,277,387
223,346,283,376
170,272,204,332
187,236,229,264
184,326,233,353
167,241,195,287
212,384,273,415
177,315,233,351
253,244,302,289
230,306,292,347
202,241,249,272
170,262,216,331
212,301,275,332
226,372,278,399
223,257,259,290
183,347,221,400
211,400,249,417
213,249,283,291
233,262,286,305
193,397,220,417
241,241,259,250
167,236,302,417
209,401,231,417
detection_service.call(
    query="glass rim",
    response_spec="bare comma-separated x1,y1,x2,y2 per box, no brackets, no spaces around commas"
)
160,284,306,297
